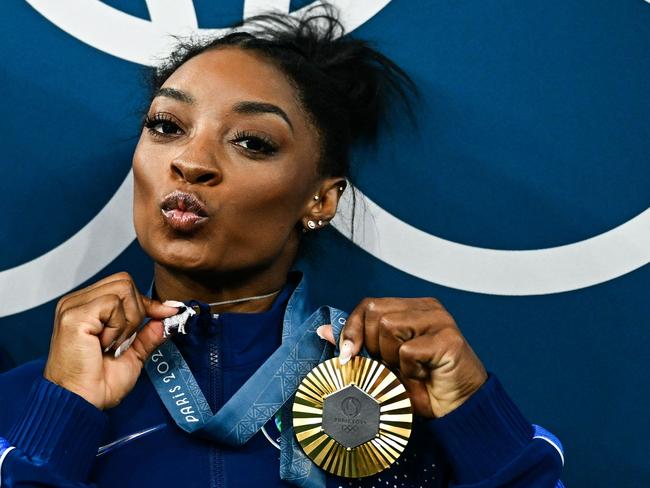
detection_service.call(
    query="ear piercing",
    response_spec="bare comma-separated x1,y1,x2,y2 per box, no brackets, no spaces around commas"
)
304,190,338,231
304,219,328,232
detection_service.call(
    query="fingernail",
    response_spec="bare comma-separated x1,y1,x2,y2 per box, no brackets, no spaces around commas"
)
103,340,116,353
162,300,184,308
316,325,326,340
339,340,353,365
114,332,137,358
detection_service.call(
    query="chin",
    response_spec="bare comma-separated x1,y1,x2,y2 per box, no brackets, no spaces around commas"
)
137,230,209,270
158,248,212,272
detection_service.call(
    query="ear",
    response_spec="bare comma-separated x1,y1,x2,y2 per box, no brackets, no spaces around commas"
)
300,177,347,232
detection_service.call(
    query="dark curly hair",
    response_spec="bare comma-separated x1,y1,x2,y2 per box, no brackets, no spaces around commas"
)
145,3,418,246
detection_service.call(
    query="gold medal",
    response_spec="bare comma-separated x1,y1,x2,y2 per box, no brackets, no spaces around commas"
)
292,356,413,478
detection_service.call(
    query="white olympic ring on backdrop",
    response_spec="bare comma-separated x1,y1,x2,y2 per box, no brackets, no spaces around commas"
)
0,0,648,316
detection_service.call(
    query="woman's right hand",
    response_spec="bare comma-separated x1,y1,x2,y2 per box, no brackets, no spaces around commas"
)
43,272,179,410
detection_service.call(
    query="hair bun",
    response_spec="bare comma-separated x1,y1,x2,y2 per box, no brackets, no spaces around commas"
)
258,5,417,142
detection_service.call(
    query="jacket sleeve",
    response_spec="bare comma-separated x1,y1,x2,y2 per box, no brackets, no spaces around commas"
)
0,377,107,487
426,374,565,487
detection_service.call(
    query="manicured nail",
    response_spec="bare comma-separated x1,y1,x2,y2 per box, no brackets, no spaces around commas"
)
316,325,326,340
103,340,116,353
339,340,354,365
162,300,184,308
114,332,137,358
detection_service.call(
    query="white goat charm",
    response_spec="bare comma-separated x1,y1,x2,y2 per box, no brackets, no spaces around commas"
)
162,300,197,337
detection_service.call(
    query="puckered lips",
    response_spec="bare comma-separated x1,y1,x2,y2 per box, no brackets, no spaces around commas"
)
160,190,209,232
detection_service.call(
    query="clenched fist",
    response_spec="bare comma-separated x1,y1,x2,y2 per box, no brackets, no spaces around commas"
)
319,297,487,418
43,272,179,410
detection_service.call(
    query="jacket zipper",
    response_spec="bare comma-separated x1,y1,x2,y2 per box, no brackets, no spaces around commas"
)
209,314,224,488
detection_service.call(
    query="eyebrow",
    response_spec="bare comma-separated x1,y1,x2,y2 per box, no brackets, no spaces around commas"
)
152,89,293,132
232,101,294,132
154,87,195,104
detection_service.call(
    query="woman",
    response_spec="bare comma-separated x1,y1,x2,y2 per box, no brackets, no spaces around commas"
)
0,6,564,487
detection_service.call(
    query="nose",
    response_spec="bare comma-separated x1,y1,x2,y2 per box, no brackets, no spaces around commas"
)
170,157,222,186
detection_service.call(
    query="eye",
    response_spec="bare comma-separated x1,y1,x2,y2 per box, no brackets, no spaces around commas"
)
230,130,278,156
143,113,183,137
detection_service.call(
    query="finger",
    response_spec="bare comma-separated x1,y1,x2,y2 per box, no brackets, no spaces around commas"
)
348,298,419,359
112,293,178,353
398,335,434,381
59,280,144,330
354,299,382,357
377,308,458,367
121,319,167,364
113,280,149,346
398,329,462,379
377,308,448,367
141,295,181,320
56,272,138,315
316,324,336,345
338,301,368,365
365,298,437,353
339,298,413,363
62,294,128,350
376,311,418,368
98,297,130,351
339,297,443,364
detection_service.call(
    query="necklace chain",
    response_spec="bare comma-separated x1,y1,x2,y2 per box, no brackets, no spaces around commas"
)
187,288,282,313
163,288,283,337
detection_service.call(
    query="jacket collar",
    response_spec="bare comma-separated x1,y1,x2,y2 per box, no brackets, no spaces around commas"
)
281,269,313,340
146,267,313,338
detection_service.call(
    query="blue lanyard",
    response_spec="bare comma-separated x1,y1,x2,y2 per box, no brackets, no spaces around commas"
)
145,304,348,488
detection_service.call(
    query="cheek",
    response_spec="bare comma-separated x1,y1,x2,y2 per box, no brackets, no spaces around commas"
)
227,166,304,228
212,167,306,263
132,140,161,239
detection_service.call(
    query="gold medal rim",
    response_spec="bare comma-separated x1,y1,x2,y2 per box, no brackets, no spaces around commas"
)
292,356,413,478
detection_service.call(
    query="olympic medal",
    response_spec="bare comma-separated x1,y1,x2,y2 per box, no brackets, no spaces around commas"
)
292,356,413,478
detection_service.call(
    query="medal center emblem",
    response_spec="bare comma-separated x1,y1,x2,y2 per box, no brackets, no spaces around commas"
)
322,384,380,449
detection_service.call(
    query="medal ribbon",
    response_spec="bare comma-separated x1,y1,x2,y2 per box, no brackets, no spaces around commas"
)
145,302,348,488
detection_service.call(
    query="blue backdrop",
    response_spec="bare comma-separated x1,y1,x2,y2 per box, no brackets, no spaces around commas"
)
1,1,649,486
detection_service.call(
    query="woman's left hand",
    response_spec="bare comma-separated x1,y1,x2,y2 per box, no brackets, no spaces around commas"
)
317,297,488,418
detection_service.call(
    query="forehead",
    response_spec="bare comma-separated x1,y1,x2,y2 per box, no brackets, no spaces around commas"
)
161,47,302,114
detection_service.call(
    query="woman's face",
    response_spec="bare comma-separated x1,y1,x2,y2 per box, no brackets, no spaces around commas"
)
133,47,327,275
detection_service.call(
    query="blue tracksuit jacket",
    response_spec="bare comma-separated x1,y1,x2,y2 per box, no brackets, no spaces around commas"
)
0,270,564,487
